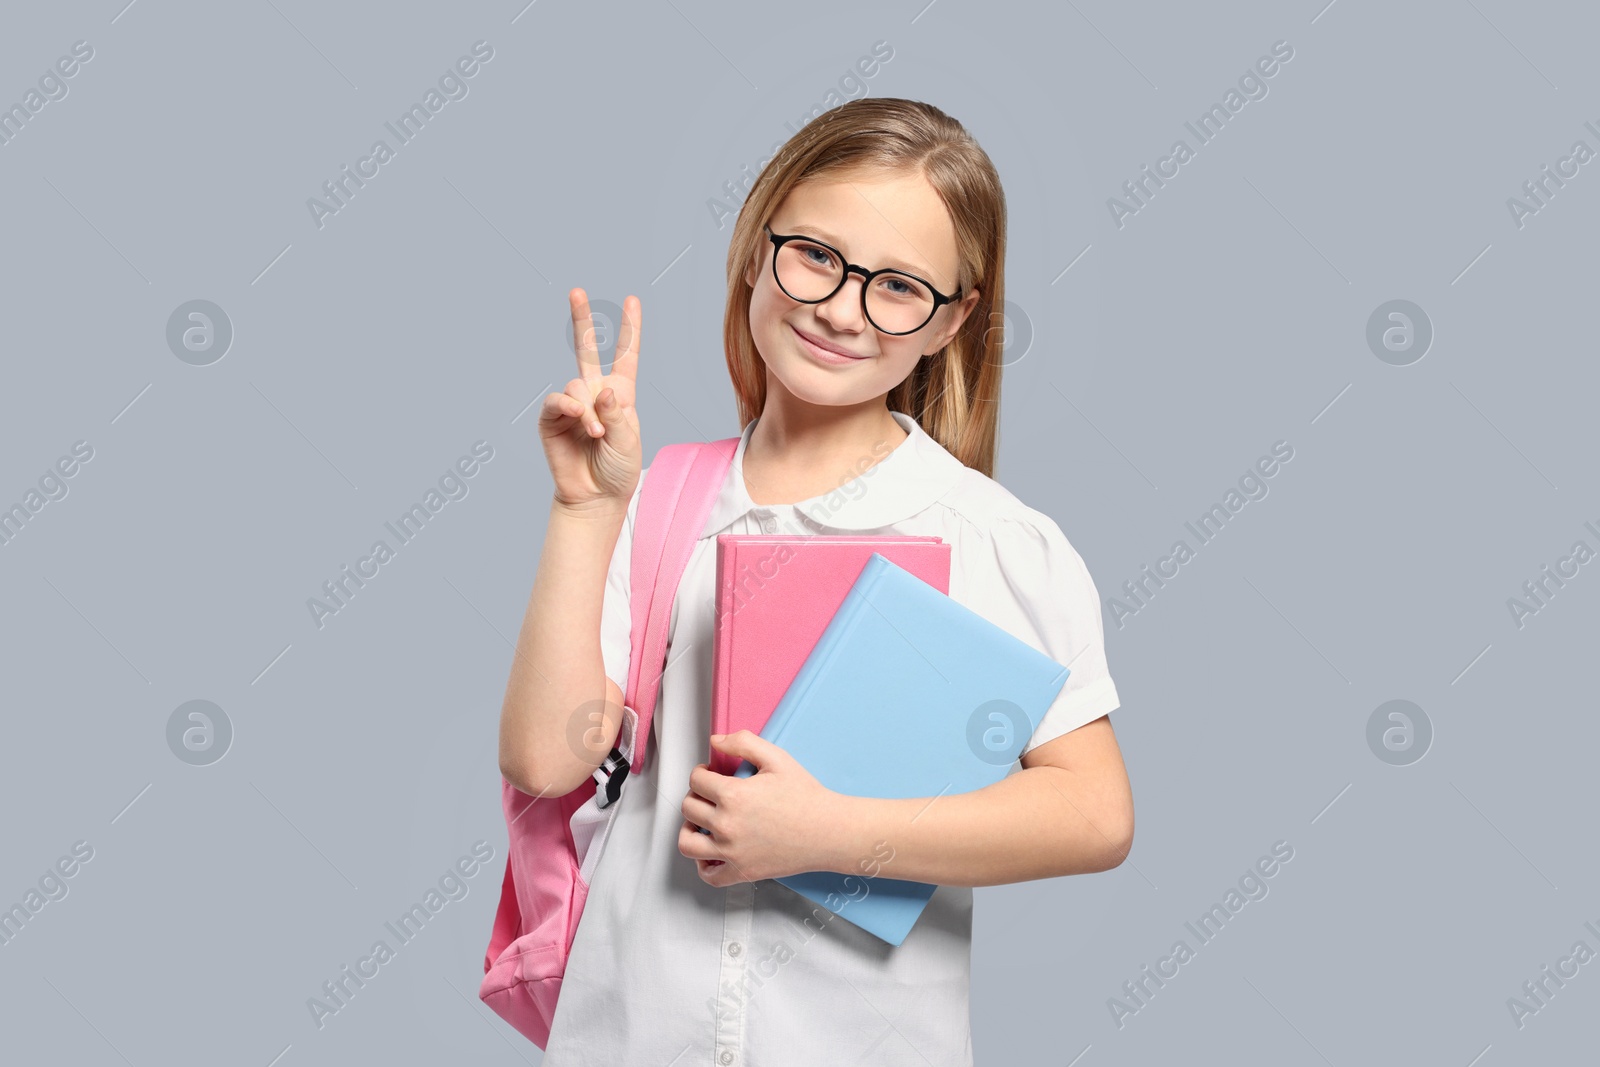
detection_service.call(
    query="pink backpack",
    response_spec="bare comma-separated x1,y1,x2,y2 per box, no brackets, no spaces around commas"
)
479,436,740,1048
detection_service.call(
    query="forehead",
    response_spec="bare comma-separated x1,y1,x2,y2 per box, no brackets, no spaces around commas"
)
772,170,959,283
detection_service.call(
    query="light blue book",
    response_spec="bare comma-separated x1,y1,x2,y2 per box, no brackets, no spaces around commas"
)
733,551,1071,945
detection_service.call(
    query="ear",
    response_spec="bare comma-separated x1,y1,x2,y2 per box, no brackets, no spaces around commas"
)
743,241,763,289
923,286,982,356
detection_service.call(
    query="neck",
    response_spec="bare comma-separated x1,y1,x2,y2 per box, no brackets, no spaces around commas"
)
743,392,909,506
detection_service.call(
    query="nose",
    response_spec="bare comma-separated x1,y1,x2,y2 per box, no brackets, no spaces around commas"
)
815,271,868,333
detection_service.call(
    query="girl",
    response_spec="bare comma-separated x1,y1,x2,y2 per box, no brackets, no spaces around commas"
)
499,97,1133,1065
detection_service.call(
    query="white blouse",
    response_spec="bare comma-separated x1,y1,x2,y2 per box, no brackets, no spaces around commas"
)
540,409,1121,1066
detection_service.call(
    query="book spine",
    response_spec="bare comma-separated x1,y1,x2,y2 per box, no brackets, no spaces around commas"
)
711,542,736,738
760,555,886,745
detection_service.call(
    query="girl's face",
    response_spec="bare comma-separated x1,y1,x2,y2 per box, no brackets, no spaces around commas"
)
743,169,981,413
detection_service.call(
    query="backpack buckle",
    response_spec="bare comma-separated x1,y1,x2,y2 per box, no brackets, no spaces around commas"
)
592,746,630,809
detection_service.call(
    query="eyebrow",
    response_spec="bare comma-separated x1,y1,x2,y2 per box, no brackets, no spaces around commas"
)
782,222,943,282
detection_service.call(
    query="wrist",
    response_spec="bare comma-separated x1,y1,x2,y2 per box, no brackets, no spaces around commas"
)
818,791,872,876
550,495,629,526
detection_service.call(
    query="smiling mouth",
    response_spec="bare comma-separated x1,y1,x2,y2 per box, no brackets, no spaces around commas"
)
791,324,867,360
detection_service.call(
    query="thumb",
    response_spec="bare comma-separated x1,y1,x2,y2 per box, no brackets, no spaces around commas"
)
594,387,636,448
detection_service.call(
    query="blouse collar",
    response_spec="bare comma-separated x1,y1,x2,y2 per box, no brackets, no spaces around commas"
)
697,410,968,539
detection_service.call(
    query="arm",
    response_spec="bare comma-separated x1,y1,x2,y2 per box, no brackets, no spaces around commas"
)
683,716,1134,889
821,716,1134,887
497,498,630,799
499,288,644,799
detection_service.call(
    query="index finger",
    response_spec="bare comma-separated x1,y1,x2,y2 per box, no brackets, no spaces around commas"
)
687,764,727,802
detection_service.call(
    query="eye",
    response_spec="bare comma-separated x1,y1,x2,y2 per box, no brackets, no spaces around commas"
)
875,273,931,301
799,244,835,268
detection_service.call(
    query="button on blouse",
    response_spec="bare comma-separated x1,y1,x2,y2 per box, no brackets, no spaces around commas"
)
539,410,1121,1065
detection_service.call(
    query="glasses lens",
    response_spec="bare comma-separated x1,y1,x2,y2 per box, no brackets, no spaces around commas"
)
865,272,935,334
774,239,843,301
774,239,936,334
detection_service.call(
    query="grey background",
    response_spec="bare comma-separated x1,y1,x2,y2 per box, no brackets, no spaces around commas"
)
1,0,1594,1063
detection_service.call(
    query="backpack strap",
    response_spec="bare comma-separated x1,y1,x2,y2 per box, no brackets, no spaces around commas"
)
617,436,739,781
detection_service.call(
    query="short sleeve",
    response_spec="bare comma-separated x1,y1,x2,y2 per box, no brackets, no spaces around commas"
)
599,474,645,697
977,512,1122,758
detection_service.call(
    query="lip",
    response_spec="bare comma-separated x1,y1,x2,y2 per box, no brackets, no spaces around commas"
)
791,324,868,364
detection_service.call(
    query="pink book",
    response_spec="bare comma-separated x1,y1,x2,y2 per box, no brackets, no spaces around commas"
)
709,534,951,776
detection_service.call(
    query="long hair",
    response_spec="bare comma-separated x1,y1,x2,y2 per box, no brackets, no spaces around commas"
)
721,98,1008,478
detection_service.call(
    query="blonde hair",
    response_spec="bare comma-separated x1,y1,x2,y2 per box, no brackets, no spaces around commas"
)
721,97,1008,477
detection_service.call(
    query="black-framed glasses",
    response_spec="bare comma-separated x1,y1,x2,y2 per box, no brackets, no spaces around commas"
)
764,223,962,336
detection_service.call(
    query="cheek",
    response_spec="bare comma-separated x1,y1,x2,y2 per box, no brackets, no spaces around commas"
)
874,342,925,384
748,280,787,340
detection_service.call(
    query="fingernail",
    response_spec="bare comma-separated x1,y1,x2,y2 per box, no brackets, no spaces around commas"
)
590,420,603,435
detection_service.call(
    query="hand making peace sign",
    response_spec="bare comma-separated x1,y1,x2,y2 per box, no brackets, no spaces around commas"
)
538,289,643,513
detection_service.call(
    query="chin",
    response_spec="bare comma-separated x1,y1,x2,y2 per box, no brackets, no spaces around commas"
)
768,367,860,408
